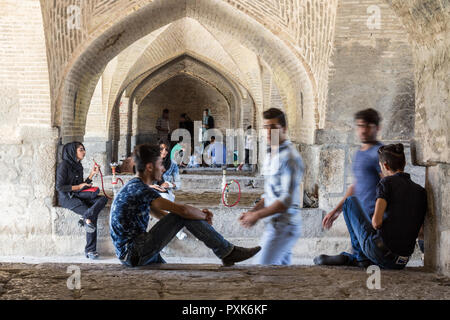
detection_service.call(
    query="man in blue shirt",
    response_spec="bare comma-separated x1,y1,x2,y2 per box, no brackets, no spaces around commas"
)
239,108,304,265
110,144,260,267
206,136,226,167
315,108,383,267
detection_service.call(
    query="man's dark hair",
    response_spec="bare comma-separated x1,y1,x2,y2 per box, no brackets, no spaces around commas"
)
180,113,186,118
354,108,381,126
163,109,169,113
263,108,286,128
211,136,215,141
378,143,406,171
133,144,161,173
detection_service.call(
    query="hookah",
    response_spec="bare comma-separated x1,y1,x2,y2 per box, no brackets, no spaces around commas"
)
92,158,124,200
110,162,124,198
221,167,241,207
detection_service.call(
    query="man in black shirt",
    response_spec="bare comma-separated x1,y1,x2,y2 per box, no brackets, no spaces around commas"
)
179,113,194,152
371,144,427,265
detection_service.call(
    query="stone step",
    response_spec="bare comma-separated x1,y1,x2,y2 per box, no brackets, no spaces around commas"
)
178,167,258,176
51,233,425,264
51,233,352,260
152,237,355,260
100,190,264,207
160,236,424,263
175,190,262,207
95,173,265,192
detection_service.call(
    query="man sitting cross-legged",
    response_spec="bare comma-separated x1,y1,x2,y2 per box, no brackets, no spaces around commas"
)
110,143,260,267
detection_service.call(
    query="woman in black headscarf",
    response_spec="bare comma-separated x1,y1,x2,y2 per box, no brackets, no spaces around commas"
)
56,142,108,260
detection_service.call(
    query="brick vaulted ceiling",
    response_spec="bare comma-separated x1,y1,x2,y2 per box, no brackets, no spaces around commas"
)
40,0,339,144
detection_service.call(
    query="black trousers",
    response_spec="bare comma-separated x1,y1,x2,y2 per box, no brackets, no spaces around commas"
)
70,196,108,253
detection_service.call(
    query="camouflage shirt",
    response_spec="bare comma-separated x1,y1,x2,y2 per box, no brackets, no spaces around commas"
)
110,177,161,260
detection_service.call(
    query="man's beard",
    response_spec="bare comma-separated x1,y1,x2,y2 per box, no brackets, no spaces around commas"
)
361,138,378,144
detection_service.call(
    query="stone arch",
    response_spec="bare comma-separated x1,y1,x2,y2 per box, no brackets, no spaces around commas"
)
133,73,232,143
106,54,257,160
56,0,315,144
115,53,251,128
131,56,245,128
103,17,265,139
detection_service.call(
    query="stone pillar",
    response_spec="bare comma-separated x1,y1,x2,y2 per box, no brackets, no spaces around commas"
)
130,98,139,152
0,0,59,255
424,164,450,276
118,96,130,160
81,138,110,176
0,128,59,255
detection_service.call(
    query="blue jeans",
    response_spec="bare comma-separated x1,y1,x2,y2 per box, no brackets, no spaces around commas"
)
121,213,234,267
341,196,407,270
254,217,302,265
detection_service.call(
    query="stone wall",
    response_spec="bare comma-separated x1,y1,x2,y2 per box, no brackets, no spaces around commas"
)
0,128,59,256
300,0,421,199
326,0,415,140
425,164,450,276
0,0,51,137
0,0,58,255
387,0,449,277
41,0,327,144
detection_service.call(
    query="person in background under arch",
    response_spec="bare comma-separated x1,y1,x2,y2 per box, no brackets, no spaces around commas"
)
56,141,108,260
156,108,170,145
238,125,254,171
170,137,188,167
202,108,214,148
179,113,194,151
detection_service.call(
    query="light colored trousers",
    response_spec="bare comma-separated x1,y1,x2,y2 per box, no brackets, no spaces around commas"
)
253,218,302,265
159,190,187,240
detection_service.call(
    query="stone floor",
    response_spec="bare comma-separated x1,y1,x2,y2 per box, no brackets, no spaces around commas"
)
0,260,448,300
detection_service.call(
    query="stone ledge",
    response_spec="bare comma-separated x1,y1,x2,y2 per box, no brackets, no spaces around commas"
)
98,174,265,191
0,261,444,300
